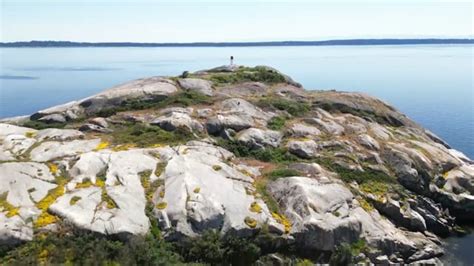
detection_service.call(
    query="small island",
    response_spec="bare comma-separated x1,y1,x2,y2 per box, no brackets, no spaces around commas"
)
0,65,472,264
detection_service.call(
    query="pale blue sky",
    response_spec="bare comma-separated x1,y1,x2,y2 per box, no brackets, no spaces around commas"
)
1,0,472,42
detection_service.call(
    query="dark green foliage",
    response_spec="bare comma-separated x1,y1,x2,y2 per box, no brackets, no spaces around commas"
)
328,239,367,265
209,66,286,85
217,139,298,163
96,90,212,117
22,120,66,130
267,115,287,130
111,123,195,147
160,90,213,107
180,71,189,78
266,168,302,180
257,97,310,116
316,157,394,185
329,243,353,266
315,102,404,127
1,233,182,265
178,230,261,265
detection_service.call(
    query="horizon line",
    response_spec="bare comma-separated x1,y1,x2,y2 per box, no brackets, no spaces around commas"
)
1,38,473,47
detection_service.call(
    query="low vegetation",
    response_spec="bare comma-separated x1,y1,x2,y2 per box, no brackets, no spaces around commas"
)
267,115,288,130
217,138,298,163
96,90,213,117
0,233,181,265
209,66,286,85
110,123,195,147
22,120,66,130
265,168,302,180
257,97,310,116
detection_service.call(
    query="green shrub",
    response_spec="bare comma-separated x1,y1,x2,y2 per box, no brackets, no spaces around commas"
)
209,66,286,85
315,157,394,185
178,230,261,265
329,243,353,265
96,90,212,117
267,115,287,130
111,123,195,147
22,120,66,130
217,139,298,163
257,97,310,116
0,233,181,265
266,168,302,180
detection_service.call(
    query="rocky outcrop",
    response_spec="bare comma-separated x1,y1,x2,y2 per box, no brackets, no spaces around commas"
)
0,65,472,264
237,128,282,149
178,78,214,96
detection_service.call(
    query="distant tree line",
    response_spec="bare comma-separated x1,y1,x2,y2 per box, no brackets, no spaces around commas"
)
1,39,473,47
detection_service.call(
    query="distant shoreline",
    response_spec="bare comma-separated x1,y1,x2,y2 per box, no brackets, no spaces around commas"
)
1,39,473,48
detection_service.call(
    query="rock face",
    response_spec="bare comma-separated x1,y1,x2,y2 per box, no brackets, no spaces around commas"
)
0,65,472,264
178,78,214,96
156,142,283,239
237,128,282,149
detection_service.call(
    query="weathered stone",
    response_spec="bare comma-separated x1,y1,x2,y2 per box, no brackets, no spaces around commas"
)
29,139,102,162
237,128,282,149
178,78,214,96
287,140,319,159
357,134,380,150
287,123,321,138
38,113,66,123
36,128,84,141
151,111,204,133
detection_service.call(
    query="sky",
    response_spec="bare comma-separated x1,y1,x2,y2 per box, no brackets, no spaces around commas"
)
0,0,473,42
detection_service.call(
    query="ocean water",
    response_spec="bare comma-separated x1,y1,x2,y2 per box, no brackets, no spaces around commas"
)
0,45,473,263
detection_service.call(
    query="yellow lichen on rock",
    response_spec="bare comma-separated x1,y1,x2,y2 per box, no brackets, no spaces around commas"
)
48,163,58,175
244,216,257,228
250,202,262,213
0,194,20,218
193,187,201,193
35,212,58,228
156,202,167,210
95,178,106,188
34,184,65,228
112,143,136,152
101,188,117,209
75,179,94,189
94,141,109,151
69,196,81,206
25,131,37,138
6,207,20,218
272,212,292,234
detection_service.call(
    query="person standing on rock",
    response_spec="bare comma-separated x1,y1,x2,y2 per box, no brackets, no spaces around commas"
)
230,56,234,66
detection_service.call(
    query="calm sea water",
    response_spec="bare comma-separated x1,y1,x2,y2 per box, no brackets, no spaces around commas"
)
0,45,473,263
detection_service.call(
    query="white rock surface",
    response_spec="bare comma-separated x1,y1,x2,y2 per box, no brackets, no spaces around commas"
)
237,128,282,149
178,78,214,96
29,139,101,162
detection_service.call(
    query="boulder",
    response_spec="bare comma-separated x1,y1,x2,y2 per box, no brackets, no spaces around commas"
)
178,78,214,96
151,111,204,133
304,118,344,135
29,139,102,162
157,143,282,239
357,134,380,150
36,128,84,141
268,177,362,251
287,140,319,159
38,113,67,123
237,128,282,149
287,123,321,138
218,82,269,98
